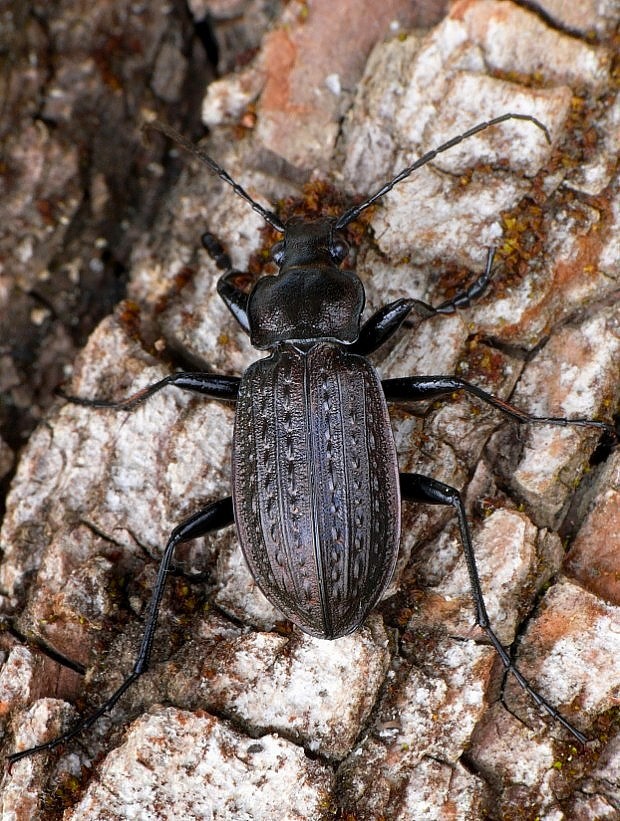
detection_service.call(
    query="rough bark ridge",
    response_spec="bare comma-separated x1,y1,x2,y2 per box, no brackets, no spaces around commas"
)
1,1,619,819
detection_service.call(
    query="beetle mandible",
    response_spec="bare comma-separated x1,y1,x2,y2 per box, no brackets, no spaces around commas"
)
8,113,617,764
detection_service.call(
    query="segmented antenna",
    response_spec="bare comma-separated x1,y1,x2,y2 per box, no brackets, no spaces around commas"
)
145,120,286,233
334,113,551,230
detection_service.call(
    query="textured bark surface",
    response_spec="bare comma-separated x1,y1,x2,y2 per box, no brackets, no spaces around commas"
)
1,1,619,819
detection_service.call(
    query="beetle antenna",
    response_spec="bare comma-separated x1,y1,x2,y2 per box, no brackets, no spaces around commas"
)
145,120,286,233
335,113,551,230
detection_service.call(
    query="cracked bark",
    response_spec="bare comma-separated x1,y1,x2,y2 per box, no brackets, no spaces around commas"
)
1,1,619,819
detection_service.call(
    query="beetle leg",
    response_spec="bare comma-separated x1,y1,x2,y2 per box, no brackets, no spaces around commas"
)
58,372,240,410
352,248,496,356
7,497,235,765
399,472,587,744
350,299,420,355
426,246,496,315
383,375,616,438
202,232,251,334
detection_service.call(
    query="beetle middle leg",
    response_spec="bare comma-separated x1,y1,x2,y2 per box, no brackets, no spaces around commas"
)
399,472,588,744
7,497,235,766
58,372,240,410
382,376,616,436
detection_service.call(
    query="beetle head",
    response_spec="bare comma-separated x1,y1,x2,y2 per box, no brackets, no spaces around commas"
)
270,217,349,273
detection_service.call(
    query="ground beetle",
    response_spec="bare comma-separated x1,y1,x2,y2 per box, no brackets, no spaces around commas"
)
8,113,616,765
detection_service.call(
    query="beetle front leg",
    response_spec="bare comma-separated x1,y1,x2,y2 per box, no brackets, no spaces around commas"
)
349,299,421,356
202,232,251,334
425,246,496,315
399,472,587,744
383,375,616,438
351,248,496,356
7,497,235,765
59,372,240,410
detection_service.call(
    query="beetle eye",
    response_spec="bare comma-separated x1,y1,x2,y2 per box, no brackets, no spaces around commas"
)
271,241,285,265
331,239,349,263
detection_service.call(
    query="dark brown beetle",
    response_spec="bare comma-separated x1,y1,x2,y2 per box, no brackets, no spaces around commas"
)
8,114,616,764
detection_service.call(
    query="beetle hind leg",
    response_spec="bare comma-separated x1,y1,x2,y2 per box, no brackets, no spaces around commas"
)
7,497,235,766
399,472,587,745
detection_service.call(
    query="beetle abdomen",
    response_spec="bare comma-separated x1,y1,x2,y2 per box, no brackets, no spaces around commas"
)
232,342,400,638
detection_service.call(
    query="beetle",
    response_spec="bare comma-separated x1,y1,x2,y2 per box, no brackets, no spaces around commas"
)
8,113,616,765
